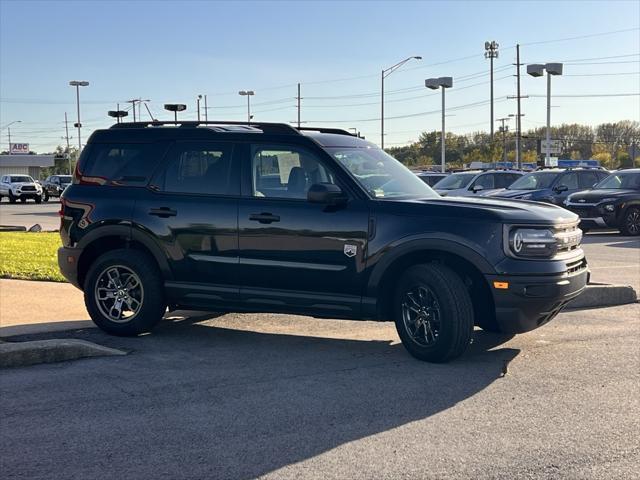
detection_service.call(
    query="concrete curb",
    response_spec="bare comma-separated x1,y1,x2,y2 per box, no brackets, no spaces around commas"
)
569,284,638,309
0,339,126,368
0,225,27,232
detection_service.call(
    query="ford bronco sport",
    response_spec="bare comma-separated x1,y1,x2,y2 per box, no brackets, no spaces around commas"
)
58,121,588,362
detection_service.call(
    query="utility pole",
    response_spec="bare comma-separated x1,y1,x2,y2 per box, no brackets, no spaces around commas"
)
127,99,138,122
296,83,301,128
197,95,202,122
497,117,510,163
64,112,72,174
204,95,208,122
515,44,523,169
485,41,499,141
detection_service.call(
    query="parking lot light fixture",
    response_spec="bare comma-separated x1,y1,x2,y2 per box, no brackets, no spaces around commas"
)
69,81,89,154
163,104,187,124
381,56,422,148
528,63,563,164
238,91,255,124
425,77,453,173
108,110,129,124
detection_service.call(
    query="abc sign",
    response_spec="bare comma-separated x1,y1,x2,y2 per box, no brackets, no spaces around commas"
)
10,143,29,154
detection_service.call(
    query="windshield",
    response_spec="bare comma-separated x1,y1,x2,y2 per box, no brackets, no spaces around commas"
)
596,171,640,190
9,176,34,183
433,173,476,190
508,171,558,190
58,175,72,184
327,147,439,200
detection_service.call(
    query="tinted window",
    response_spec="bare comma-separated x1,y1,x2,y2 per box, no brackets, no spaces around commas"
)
252,145,334,200
10,176,33,183
471,174,495,189
597,172,640,189
509,172,558,190
578,171,599,189
161,142,236,196
558,172,578,190
495,173,520,188
77,142,168,185
434,173,477,190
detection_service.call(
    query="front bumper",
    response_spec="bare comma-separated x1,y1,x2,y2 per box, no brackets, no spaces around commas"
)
485,262,589,333
58,246,82,289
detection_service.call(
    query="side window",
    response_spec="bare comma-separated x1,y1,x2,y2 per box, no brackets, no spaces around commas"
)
251,145,334,199
558,172,578,190
579,171,599,189
472,174,495,189
161,142,235,196
495,173,518,188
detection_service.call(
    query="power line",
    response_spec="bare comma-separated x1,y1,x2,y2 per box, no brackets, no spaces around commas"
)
520,27,640,46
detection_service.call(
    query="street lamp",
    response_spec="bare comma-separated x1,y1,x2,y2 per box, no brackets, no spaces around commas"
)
425,76,453,173
164,104,187,124
381,56,422,149
527,62,563,165
108,110,129,124
197,95,203,122
238,90,255,124
2,120,21,154
484,41,499,141
69,81,89,154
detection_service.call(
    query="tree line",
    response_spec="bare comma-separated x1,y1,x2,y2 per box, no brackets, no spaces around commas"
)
386,120,640,170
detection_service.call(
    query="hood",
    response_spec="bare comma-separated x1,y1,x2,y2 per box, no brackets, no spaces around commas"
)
380,196,578,225
569,189,639,203
489,188,547,199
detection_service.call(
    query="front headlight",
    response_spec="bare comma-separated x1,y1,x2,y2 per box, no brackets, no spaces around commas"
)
509,228,557,258
603,204,615,212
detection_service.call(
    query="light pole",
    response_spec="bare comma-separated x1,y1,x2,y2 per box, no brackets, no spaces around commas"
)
3,120,21,154
425,77,453,173
197,95,203,122
238,90,255,124
381,56,422,149
484,41,499,141
527,63,563,165
69,81,89,154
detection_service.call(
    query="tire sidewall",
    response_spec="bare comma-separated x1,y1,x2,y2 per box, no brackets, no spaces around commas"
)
84,249,165,336
622,207,640,236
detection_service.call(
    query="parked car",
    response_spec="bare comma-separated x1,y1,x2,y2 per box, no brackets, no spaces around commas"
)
489,167,609,205
58,121,588,363
0,174,43,203
42,175,73,201
432,170,523,197
415,171,449,187
565,169,640,236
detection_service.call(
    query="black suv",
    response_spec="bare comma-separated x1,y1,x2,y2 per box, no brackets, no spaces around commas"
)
58,121,588,363
565,169,640,235
42,175,72,201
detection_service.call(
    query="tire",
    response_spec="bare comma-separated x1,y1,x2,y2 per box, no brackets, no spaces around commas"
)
20,197,26,203
394,263,474,363
620,207,640,236
43,191,49,202
35,195,42,204
8,192,16,204
84,248,166,336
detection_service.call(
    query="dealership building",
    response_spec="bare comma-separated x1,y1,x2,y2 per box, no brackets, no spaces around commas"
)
0,154,55,179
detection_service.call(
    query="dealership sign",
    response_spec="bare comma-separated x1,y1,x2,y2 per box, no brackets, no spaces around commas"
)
10,143,29,155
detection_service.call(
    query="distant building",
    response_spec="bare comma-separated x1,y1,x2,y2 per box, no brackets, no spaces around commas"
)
0,154,55,178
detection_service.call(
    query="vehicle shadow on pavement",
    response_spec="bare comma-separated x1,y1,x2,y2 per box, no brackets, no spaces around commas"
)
1,317,519,480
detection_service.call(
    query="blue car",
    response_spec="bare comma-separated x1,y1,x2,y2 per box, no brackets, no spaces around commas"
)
488,168,609,205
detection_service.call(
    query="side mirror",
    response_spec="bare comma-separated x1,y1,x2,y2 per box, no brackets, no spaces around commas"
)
471,184,484,193
555,184,568,193
308,183,348,206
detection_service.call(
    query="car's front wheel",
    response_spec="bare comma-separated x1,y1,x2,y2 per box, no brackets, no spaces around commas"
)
42,191,49,202
621,207,640,236
8,192,16,204
84,249,166,336
394,263,473,363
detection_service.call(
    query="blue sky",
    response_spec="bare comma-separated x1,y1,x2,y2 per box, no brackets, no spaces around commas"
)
1,0,639,152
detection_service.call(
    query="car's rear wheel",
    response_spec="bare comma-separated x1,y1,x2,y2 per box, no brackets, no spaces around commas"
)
394,263,473,363
621,207,640,236
84,249,166,336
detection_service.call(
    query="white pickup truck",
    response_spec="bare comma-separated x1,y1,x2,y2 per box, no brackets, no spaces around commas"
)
0,174,43,203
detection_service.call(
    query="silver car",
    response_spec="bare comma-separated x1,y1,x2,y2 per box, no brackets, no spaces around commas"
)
433,170,523,197
0,174,44,203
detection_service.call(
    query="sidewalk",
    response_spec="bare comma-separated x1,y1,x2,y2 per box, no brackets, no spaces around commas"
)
0,279,91,336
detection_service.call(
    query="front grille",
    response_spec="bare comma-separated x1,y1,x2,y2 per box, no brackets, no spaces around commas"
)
554,224,582,254
567,205,599,218
20,185,36,192
566,258,587,275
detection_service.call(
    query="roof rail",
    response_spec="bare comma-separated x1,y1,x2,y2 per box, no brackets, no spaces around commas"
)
296,127,356,137
110,120,299,135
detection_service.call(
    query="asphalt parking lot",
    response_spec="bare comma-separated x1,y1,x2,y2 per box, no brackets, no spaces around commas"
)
0,200,60,232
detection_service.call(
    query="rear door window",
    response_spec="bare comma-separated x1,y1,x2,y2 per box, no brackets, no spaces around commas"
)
578,171,599,189
77,142,169,185
158,142,237,196
558,172,579,190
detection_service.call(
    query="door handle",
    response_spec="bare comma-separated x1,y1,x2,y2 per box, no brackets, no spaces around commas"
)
249,212,280,224
149,207,177,218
